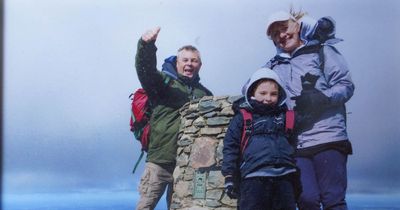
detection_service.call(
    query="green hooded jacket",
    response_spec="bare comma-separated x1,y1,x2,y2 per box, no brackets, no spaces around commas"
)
135,39,212,166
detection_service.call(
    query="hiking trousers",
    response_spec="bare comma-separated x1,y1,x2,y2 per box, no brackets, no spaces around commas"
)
136,162,174,210
296,149,348,210
239,174,296,210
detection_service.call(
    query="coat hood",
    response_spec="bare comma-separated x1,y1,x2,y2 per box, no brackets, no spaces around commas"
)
244,68,287,107
300,15,343,46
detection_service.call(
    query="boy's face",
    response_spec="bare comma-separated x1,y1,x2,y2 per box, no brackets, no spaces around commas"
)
253,80,279,106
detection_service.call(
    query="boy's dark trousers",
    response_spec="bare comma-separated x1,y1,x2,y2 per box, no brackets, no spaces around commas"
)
296,149,348,210
239,174,296,210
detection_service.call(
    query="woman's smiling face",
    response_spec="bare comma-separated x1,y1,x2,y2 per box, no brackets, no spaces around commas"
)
270,20,303,53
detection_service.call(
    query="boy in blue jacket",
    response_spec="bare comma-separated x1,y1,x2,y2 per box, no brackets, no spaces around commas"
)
222,68,299,210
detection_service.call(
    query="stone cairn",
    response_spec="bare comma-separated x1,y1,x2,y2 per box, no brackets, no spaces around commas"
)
170,95,242,210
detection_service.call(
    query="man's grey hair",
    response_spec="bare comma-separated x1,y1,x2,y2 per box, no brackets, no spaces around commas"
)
177,45,202,63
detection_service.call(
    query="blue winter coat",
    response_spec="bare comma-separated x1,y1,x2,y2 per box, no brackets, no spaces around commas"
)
222,68,297,179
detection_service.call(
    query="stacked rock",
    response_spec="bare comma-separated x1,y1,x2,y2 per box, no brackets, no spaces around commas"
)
170,95,242,210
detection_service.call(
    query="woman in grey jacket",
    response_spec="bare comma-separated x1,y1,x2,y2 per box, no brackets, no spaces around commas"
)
263,10,355,210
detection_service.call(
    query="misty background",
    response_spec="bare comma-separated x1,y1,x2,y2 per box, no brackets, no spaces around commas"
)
3,0,400,207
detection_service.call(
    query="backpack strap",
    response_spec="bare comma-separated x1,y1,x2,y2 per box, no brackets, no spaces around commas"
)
265,54,290,70
239,109,295,154
292,44,329,82
132,151,144,174
318,45,325,73
163,74,171,85
239,109,253,155
285,110,295,133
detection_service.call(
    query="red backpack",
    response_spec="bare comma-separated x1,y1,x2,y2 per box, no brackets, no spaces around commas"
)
239,109,295,154
129,88,152,173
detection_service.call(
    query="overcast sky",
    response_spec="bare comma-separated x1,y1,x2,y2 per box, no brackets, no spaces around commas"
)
3,0,400,197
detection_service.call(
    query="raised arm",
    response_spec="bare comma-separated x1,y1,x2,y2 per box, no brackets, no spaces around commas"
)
135,27,167,98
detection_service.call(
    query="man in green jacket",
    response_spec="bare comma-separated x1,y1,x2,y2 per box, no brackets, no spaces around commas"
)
135,27,212,210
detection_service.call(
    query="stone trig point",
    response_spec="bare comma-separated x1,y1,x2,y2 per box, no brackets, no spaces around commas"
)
170,95,241,210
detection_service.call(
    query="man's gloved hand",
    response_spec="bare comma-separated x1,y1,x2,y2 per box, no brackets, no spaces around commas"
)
224,176,238,199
